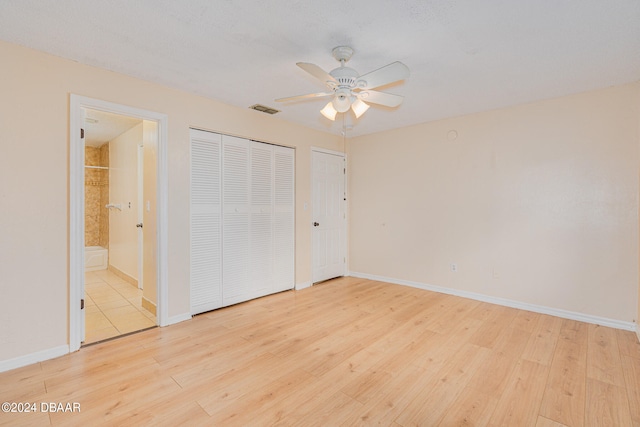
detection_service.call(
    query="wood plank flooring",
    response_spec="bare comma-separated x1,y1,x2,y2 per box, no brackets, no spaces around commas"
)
1,277,639,426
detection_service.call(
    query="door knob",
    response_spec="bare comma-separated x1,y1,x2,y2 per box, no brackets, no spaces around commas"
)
313,222,319,227
136,223,143,228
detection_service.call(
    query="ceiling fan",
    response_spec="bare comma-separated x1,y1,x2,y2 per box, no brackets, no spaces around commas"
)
275,46,410,121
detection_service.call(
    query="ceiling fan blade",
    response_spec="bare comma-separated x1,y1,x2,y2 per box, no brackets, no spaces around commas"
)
297,62,338,88
357,90,404,108
275,92,333,103
355,61,410,89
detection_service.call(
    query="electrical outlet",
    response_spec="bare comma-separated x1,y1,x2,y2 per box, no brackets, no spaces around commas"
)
450,263,458,272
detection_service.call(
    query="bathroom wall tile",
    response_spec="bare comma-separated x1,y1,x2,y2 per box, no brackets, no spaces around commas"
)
100,143,109,248
100,143,109,167
85,145,109,247
85,146,100,166
84,184,100,246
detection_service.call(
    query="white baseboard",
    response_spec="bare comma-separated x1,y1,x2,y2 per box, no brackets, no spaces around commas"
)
165,313,192,326
295,281,312,291
0,345,69,373
349,271,636,332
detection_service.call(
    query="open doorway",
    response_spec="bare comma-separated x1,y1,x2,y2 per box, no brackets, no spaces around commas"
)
70,95,168,352
83,109,156,344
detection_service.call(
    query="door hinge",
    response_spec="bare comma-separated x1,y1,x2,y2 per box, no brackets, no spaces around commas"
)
81,128,84,139
80,299,85,310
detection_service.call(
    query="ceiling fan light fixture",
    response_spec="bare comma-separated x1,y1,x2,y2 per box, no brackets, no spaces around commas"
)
351,98,370,119
333,90,351,113
320,101,337,121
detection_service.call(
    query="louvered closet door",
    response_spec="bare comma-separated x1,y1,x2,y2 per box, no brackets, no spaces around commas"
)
191,129,295,313
273,146,295,292
222,135,251,306
250,141,274,298
190,129,222,314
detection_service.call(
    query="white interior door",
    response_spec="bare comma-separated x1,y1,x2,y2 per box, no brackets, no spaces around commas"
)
312,150,346,283
142,121,159,319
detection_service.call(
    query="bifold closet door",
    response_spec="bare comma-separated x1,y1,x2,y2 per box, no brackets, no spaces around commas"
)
190,129,222,315
222,135,251,306
190,129,295,314
273,146,295,293
249,141,274,299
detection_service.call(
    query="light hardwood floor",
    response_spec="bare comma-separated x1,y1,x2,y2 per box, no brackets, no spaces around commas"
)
1,277,639,426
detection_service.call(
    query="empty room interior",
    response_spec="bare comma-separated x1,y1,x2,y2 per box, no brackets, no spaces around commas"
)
1,1,640,426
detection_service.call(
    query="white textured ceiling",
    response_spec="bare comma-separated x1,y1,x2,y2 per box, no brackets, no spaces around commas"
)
1,1,639,137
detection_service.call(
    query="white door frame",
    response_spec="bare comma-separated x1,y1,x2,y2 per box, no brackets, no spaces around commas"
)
311,147,347,283
137,142,144,290
69,95,169,352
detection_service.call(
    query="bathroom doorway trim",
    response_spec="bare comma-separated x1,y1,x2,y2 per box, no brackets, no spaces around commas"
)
69,95,169,352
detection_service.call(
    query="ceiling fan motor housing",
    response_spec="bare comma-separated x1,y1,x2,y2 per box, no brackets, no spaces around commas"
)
330,66,358,88
330,66,360,112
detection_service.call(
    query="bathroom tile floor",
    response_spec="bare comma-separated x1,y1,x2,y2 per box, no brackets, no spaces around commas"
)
84,270,156,345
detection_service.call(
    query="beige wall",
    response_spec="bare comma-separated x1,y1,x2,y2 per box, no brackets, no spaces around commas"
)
349,82,640,323
0,40,342,363
108,122,143,282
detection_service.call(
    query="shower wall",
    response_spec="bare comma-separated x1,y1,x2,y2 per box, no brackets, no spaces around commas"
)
85,144,109,247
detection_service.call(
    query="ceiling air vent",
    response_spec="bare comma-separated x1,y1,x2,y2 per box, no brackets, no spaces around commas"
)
249,104,280,115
